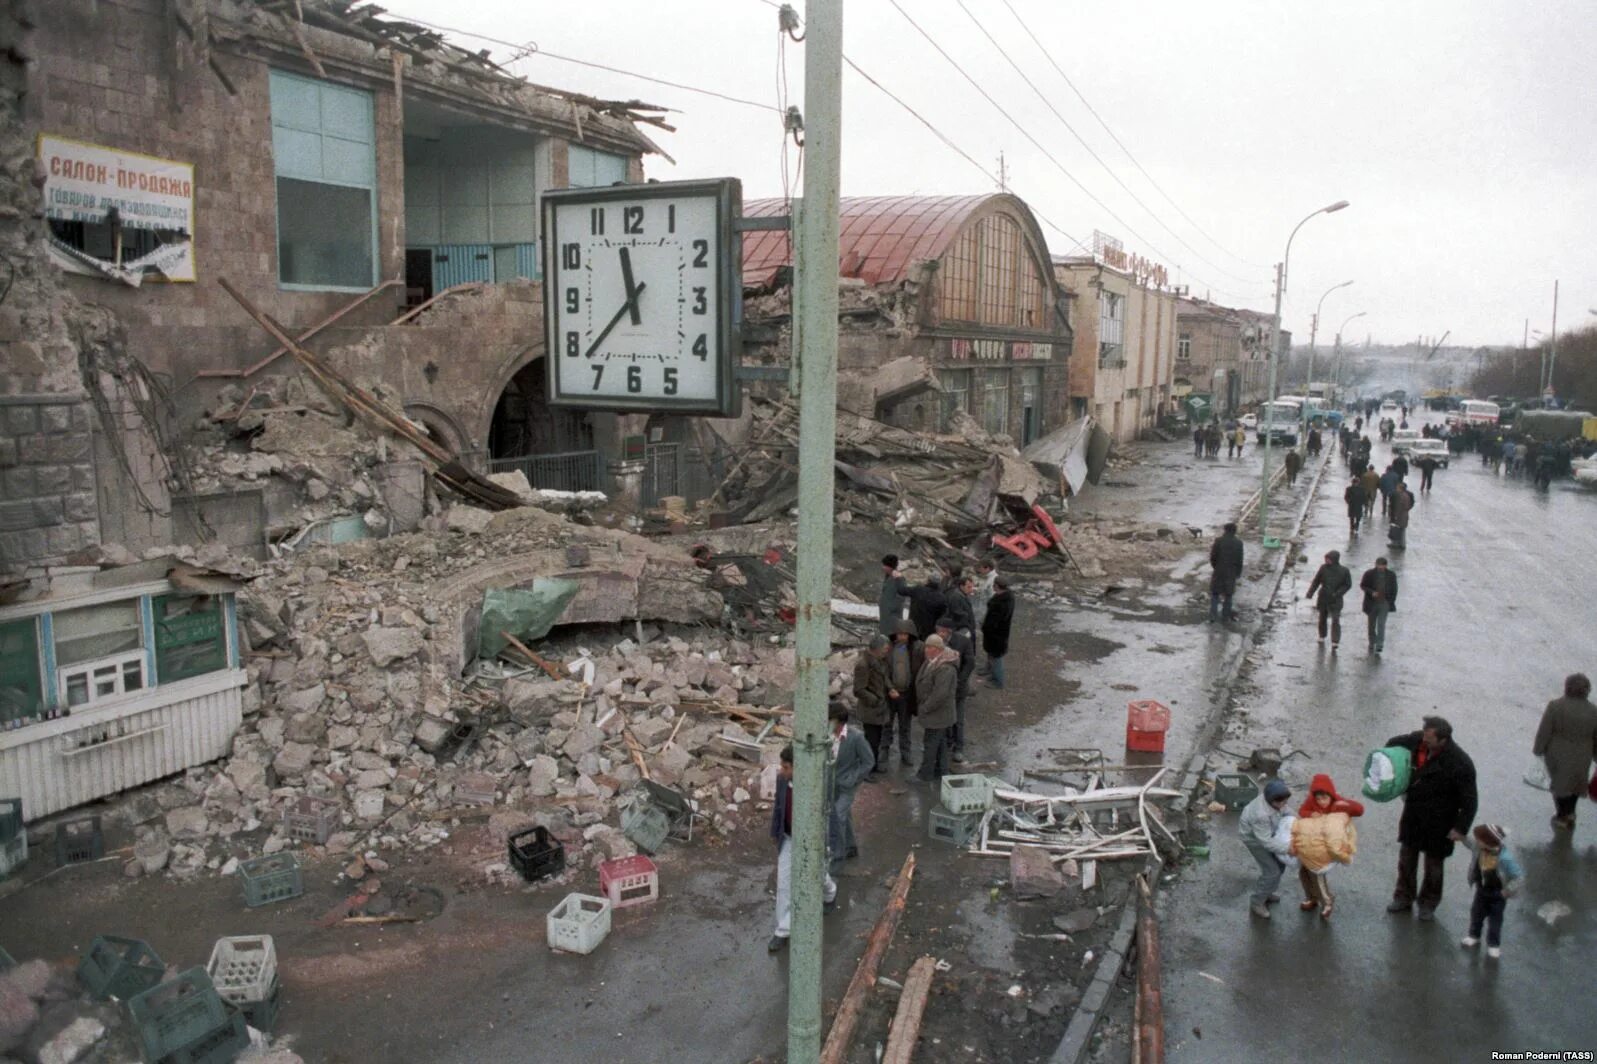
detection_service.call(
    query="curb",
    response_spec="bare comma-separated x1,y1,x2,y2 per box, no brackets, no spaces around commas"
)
1048,448,1333,1064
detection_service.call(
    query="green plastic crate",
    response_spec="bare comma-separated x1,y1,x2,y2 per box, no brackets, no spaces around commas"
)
78,935,165,1002
621,803,670,855
928,805,981,847
1212,773,1260,810
127,967,243,1064
237,853,303,908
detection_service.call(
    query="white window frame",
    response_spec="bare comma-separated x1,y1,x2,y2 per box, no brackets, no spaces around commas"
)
1177,334,1192,360
59,650,147,709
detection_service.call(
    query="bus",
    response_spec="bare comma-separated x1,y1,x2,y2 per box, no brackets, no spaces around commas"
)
1256,401,1301,445
1450,399,1500,428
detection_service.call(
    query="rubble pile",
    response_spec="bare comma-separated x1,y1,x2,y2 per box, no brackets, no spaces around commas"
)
136,503,849,881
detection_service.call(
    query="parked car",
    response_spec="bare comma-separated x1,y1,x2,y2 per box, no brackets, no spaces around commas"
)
1391,428,1422,454
1408,438,1449,467
1239,413,1258,431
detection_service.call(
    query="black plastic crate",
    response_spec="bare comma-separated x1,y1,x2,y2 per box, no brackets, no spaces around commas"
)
55,814,104,866
0,797,20,843
508,826,565,883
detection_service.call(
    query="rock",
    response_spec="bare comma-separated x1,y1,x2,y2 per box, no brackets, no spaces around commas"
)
363,626,424,667
134,832,171,874
1053,910,1098,934
257,717,287,750
1026,983,1080,1019
631,717,673,748
562,724,605,759
413,716,452,754
284,712,327,745
353,790,385,820
654,742,692,780
526,755,560,797
273,742,316,780
226,756,271,796
733,787,751,803
502,678,571,722
350,750,388,771
3,961,53,1002
1009,845,1064,899
164,806,210,841
512,730,543,765
327,724,360,750
353,768,391,791
280,684,326,715
0,980,38,1055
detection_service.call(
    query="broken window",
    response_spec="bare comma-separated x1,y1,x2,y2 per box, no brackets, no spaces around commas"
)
979,369,1010,437
1099,292,1124,366
52,600,145,708
567,145,629,188
270,70,376,290
0,618,44,725
938,368,972,428
153,594,228,683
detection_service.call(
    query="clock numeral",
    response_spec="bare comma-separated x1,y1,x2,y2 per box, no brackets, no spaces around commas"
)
692,239,709,268
562,243,581,270
668,205,676,233
692,334,708,361
565,288,580,314
626,365,642,393
664,368,678,395
589,207,605,235
565,331,580,357
623,206,644,235
691,287,708,315
591,365,605,389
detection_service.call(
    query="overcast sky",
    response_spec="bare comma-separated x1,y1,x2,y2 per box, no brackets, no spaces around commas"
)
399,0,1596,348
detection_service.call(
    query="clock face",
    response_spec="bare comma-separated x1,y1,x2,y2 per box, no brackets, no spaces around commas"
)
544,181,737,413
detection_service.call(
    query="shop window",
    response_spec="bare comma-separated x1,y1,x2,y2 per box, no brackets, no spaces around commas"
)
980,369,1010,436
53,600,145,708
938,368,972,428
270,70,377,290
154,594,229,683
0,618,44,725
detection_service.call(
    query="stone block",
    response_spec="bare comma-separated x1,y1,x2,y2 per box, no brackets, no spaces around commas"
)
45,433,90,464
0,438,15,468
413,716,452,753
164,805,210,840
40,406,72,433
45,522,83,556
363,625,424,667
0,500,34,532
62,492,96,522
273,741,316,779
38,1015,106,1064
1009,845,1064,898
4,406,35,435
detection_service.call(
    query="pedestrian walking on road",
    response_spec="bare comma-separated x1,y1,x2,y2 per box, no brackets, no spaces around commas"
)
1388,480,1414,549
1385,716,1479,920
1307,427,1322,457
877,554,910,634
1284,448,1304,486
914,634,959,782
1378,464,1398,515
1460,824,1524,959
1415,453,1440,492
1532,672,1597,830
1359,557,1398,653
883,619,923,767
980,577,1014,689
1227,424,1239,458
852,635,893,773
1234,424,1247,457
1291,774,1365,919
1306,550,1353,649
934,615,975,764
1208,522,1245,623
1194,425,1206,458
1344,476,1367,533
769,744,837,952
1207,423,1223,458
827,701,875,875
1240,780,1295,919
1359,465,1380,517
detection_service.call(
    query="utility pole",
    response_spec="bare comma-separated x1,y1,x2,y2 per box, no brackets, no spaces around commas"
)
1260,261,1283,536
1546,279,1560,396
997,151,1008,192
787,1,842,1061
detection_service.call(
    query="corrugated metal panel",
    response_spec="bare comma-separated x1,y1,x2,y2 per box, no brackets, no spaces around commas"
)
513,243,540,280
0,675,244,822
431,243,493,291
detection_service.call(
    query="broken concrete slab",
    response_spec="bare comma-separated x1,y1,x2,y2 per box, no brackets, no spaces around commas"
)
363,626,424,667
1010,845,1065,898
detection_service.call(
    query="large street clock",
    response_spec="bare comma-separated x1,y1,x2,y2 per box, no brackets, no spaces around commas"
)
542,178,742,416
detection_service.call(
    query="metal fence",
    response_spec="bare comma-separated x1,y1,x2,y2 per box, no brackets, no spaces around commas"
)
488,449,606,493
641,444,724,509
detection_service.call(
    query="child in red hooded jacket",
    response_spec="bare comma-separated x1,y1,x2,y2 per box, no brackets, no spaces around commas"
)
1291,773,1365,919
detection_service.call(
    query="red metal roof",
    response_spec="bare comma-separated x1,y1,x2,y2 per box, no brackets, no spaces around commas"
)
741,194,994,289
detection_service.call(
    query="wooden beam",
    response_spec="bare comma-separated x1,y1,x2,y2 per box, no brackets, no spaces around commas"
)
1135,876,1164,1063
196,279,401,378
819,852,917,1064
498,632,564,679
882,956,936,1064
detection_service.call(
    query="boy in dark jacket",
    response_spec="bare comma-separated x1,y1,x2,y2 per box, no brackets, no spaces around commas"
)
1306,550,1353,649
1460,823,1524,959
828,702,875,872
769,745,837,953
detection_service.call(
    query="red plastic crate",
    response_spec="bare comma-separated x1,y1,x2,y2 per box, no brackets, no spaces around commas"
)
1125,700,1170,753
598,855,659,909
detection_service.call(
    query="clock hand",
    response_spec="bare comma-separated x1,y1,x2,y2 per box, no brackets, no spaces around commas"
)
619,247,642,326
582,281,647,359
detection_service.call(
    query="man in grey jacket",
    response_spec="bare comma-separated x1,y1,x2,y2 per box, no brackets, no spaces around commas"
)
915,635,958,782
1239,780,1294,919
828,701,875,874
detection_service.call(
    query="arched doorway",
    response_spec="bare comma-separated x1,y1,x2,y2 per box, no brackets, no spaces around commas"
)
487,358,601,490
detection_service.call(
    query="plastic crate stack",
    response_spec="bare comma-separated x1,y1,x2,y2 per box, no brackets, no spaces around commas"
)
127,968,248,1064
206,935,281,1033
928,774,995,846
0,797,25,881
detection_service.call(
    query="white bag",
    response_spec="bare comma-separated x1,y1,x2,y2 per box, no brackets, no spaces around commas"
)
1523,759,1551,791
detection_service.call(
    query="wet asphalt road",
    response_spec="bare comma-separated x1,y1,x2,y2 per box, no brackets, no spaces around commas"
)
1161,419,1597,1060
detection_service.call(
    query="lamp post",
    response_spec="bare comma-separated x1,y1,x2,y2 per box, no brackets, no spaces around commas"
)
1305,279,1354,435
1259,199,1349,542
1333,311,1366,396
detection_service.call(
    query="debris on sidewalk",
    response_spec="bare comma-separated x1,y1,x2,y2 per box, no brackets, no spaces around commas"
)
967,770,1182,867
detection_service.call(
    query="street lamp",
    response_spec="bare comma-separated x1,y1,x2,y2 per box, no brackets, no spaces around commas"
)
1259,199,1349,544
1305,279,1354,434
1333,311,1366,395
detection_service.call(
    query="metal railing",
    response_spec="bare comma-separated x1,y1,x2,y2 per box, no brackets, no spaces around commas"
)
641,443,724,508
488,449,606,493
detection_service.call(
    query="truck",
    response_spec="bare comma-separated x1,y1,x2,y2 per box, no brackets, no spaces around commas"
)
1255,401,1300,446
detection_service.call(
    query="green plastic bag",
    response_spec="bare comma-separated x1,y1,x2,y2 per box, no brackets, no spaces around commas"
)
1361,745,1412,802
478,581,580,660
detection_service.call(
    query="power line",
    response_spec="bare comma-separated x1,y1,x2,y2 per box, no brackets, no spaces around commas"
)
999,0,1266,271
956,0,1258,286
884,0,1257,303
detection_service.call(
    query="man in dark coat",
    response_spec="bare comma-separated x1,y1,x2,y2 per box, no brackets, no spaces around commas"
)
1305,549,1352,648
877,554,910,635
1532,672,1597,829
1385,716,1478,919
935,614,977,763
980,578,1014,689
1388,480,1414,548
906,577,946,640
914,635,959,782
1414,453,1440,492
882,620,923,767
1208,522,1245,623
942,575,976,633
852,635,893,772
1284,448,1303,486
1359,556,1398,654
1344,475,1367,533
1193,425,1205,458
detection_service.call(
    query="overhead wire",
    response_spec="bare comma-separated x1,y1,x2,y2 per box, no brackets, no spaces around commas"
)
999,0,1266,271
956,0,1259,286
883,0,1260,304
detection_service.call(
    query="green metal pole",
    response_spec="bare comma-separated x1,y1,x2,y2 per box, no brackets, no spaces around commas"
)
788,1,842,1060
1260,261,1282,537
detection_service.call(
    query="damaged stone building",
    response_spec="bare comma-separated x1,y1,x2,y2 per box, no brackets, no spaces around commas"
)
1173,296,1280,418
739,194,1072,446
1053,236,1179,445
3,0,672,573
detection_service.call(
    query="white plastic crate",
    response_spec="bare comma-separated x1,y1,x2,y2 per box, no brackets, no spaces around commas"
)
546,893,612,955
206,935,278,1006
940,774,995,815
